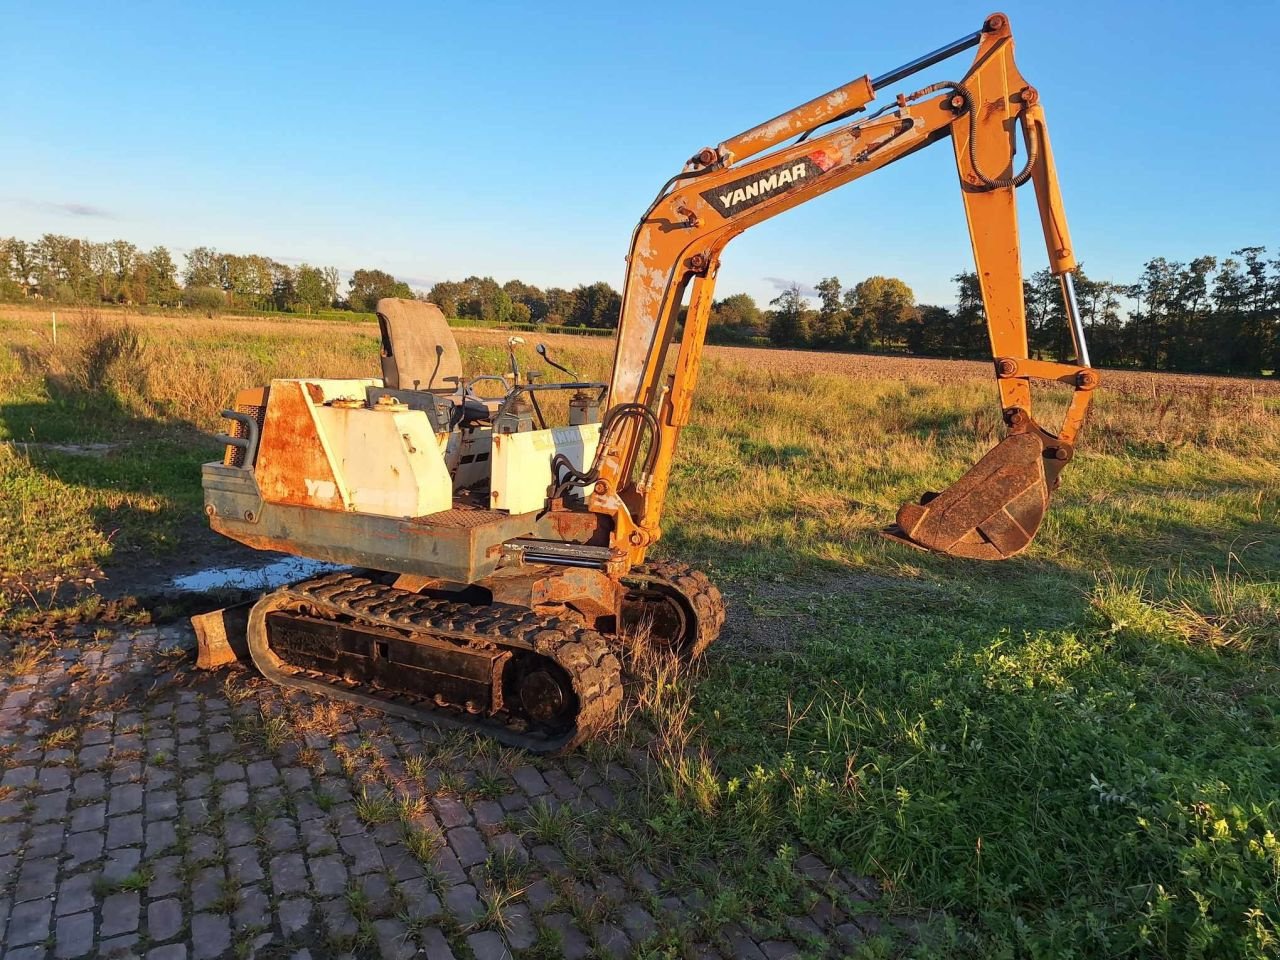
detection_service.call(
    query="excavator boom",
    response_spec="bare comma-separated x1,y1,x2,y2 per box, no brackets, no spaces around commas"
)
589,11,1098,562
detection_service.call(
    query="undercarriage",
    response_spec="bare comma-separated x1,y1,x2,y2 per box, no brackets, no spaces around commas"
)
242,563,723,752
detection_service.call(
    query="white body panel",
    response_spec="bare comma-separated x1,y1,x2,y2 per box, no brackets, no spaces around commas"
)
312,404,453,517
254,377,600,520
490,423,601,514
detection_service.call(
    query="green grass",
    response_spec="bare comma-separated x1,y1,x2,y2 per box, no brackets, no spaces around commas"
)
2,307,1278,956
354,787,398,826
638,361,1280,956
653,572,1278,956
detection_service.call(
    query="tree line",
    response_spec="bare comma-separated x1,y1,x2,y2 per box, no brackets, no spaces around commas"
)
0,234,623,328
712,248,1279,375
2,233,1275,374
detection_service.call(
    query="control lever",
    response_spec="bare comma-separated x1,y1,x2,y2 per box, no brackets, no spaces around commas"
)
537,342,578,380
507,336,524,384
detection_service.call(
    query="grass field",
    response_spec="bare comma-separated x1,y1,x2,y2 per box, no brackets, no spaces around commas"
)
2,304,1279,958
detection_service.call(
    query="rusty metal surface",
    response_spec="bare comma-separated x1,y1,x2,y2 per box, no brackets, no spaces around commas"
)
486,564,622,630
254,380,343,509
204,466,540,583
222,388,267,468
888,431,1050,560
533,505,612,547
192,602,252,669
720,75,875,164
413,504,511,529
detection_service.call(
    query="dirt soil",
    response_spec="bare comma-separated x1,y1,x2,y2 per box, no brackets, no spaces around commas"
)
456,327,1280,399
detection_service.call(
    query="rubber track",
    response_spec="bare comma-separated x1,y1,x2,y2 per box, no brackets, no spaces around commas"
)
622,561,726,658
248,571,622,754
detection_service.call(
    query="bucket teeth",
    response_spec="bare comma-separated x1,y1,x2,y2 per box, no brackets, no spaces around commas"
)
884,431,1051,560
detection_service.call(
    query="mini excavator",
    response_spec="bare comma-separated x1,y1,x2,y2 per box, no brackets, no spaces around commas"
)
202,13,1099,751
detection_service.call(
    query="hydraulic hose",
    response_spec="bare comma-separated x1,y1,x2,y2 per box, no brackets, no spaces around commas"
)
910,81,1039,190
548,403,659,502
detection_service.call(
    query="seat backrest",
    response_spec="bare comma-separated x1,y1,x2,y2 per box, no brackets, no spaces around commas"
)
375,298,463,391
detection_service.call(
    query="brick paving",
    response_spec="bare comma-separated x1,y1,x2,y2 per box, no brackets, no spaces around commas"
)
0,624,898,958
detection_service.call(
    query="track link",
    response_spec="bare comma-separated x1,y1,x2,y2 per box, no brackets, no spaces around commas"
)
621,561,726,658
247,571,622,753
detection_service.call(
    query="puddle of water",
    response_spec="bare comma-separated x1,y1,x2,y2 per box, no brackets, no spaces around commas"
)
168,556,343,593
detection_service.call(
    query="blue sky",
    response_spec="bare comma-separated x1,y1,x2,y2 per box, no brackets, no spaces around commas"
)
3,1,1277,307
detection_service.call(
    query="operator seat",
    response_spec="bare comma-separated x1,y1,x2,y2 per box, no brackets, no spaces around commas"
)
374,297,502,425
376,298,462,391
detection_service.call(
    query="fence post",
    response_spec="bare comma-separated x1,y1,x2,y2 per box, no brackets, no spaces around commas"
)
52,311,57,346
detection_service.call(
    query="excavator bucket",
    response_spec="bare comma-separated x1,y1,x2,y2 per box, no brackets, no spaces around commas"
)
884,432,1053,561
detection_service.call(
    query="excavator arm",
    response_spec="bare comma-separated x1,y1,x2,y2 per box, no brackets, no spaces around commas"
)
585,12,1098,563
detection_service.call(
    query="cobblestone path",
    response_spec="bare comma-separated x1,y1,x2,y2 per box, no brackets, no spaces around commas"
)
0,626,895,959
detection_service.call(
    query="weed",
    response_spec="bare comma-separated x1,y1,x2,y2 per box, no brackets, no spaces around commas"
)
222,679,254,708
404,826,443,864
39,727,77,750
435,771,465,797
353,787,397,826
3,641,51,677
404,753,429,783
523,798,578,848
396,793,428,824
475,885,524,935
472,765,506,801
484,849,530,897
93,868,153,896
342,882,370,921
212,876,241,913
524,925,564,960
232,924,269,960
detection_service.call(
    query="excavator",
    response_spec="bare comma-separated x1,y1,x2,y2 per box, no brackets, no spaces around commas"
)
201,13,1098,752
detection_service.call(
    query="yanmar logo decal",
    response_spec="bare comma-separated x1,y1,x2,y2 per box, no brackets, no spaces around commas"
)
701,151,833,217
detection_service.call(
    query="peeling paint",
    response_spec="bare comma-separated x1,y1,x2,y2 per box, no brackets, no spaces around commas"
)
305,478,338,500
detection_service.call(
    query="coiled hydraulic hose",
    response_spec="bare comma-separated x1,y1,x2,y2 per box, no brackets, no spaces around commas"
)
910,81,1039,190
548,403,660,502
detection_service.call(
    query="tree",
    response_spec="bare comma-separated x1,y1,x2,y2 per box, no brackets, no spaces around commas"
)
568,282,622,328
184,247,219,288
1023,267,1063,359
950,271,990,358
503,279,549,322
294,265,335,313
348,269,412,312
904,304,957,356
1075,273,1127,367
708,292,765,341
427,280,464,317
543,287,576,325
768,285,810,345
0,238,33,297
849,276,914,349
457,276,513,322
810,277,849,347
181,285,225,313
1131,257,1181,370
144,246,180,305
